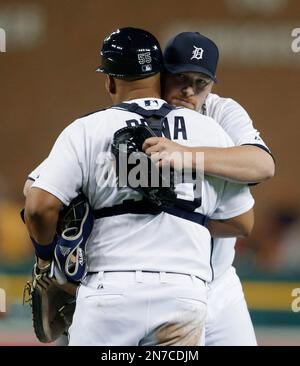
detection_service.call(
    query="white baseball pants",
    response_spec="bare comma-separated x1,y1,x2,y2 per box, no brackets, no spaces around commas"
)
69,271,207,346
205,266,257,346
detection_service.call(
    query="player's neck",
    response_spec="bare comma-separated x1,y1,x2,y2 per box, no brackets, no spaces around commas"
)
117,88,161,103
111,74,161,104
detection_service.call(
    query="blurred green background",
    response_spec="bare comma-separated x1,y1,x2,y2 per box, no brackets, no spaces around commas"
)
0,0,300,345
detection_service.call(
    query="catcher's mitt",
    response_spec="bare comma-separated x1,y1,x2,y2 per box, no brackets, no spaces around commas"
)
112,125,176,207
23,261,77,343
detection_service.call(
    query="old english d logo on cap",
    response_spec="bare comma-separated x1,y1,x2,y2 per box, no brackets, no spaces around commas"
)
191,46,204,60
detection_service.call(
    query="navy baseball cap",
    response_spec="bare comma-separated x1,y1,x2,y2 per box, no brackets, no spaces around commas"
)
163,32,219,82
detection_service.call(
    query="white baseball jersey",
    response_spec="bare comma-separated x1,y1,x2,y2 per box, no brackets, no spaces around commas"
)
200,93,270,279
31,98,254,283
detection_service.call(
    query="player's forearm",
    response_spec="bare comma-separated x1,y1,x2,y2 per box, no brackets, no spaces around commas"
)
208,220,250,238
25,207,58,244
191,145,275,183
207,209,254,238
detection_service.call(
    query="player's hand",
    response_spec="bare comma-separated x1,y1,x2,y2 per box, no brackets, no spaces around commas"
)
37,258,51,270
143,137,192,170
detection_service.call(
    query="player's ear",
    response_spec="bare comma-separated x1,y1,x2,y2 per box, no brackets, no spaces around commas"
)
106,75,116,94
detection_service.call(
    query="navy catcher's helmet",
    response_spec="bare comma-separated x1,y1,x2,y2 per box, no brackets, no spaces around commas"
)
96,27,163,80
